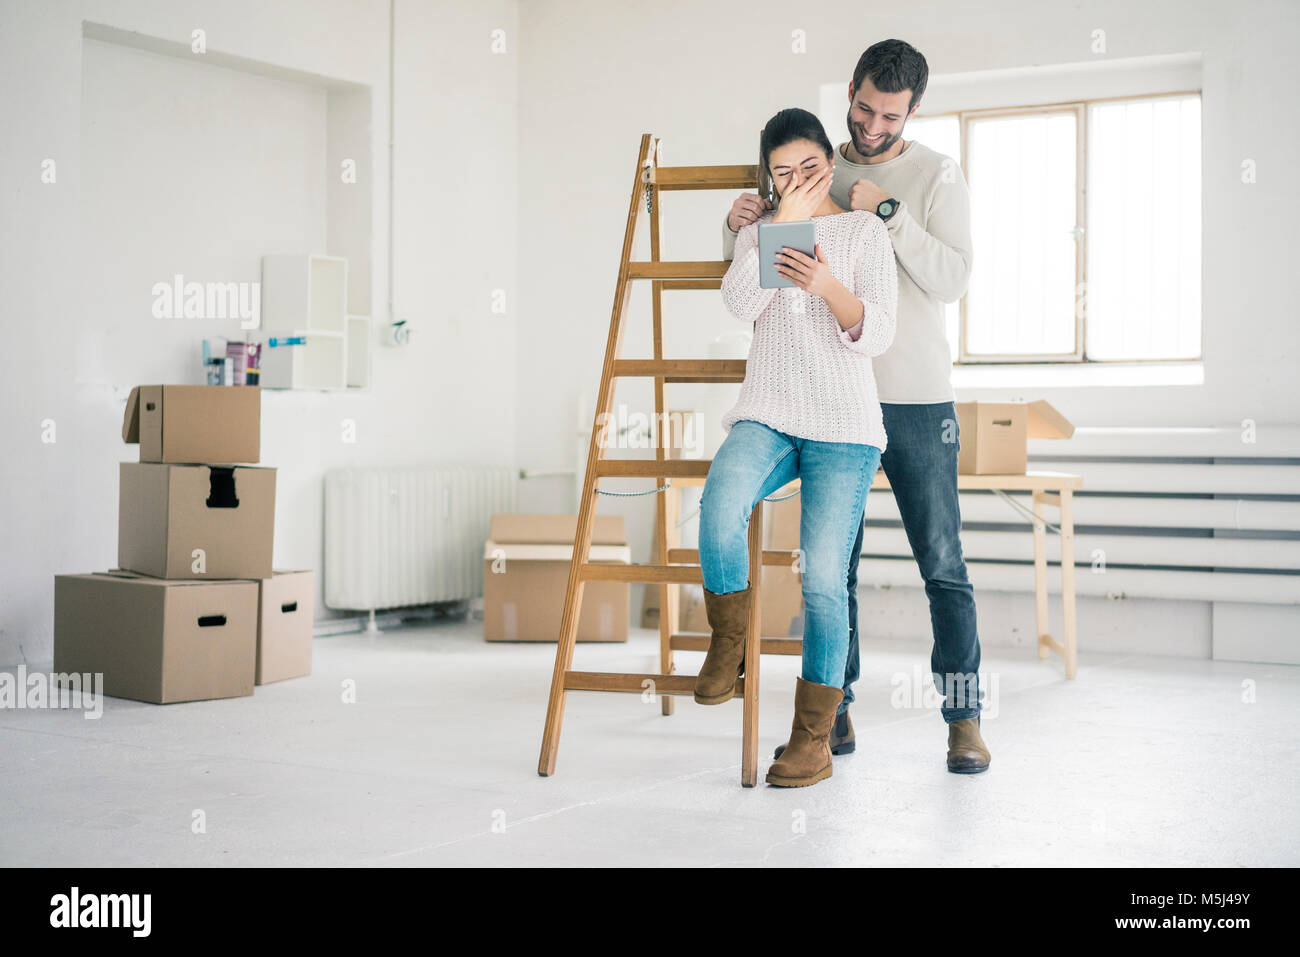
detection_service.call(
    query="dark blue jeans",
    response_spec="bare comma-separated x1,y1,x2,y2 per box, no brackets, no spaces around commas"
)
840,401,982,724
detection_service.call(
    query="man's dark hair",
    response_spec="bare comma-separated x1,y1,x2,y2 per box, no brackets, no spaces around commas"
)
851,39,928,114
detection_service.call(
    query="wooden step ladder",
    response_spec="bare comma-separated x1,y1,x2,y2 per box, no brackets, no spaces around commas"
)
538,132,789,788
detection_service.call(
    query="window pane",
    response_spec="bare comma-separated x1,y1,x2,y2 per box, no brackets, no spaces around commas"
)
907,114,960,163
1086,95,1201,359
966,111,1079,356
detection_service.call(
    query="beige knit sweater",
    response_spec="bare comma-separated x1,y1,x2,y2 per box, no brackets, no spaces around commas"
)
719,208,897,448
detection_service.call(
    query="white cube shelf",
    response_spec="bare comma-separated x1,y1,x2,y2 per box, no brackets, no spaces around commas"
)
261,254,348,334
346,315,370,389
259,331,346,390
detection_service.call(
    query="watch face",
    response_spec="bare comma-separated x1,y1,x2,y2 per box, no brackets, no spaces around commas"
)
879,200,896,217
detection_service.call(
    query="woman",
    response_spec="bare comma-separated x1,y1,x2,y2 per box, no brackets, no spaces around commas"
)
696,108,898,788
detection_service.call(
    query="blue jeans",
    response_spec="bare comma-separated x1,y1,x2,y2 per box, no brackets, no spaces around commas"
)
699,420,881,690
843,401,982,723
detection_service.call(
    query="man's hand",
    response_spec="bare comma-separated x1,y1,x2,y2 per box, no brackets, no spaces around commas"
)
849,177,890,215
728,192,773,232
774,243,840,301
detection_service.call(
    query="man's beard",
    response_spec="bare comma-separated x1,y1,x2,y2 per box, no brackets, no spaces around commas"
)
846,111,901,158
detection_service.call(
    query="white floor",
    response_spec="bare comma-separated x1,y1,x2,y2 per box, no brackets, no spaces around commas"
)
2,618,1297,867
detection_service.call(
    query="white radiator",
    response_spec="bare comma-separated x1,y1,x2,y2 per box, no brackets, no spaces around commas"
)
324,466,519,611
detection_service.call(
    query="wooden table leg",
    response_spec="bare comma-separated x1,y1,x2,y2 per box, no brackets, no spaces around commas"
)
1060,487,1078,679
1032,490,1050,660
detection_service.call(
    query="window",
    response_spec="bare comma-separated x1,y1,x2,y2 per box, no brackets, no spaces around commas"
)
888,93,1201,364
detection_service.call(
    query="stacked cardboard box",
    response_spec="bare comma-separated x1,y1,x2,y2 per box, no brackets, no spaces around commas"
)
53,385,313,704
483,514,631,642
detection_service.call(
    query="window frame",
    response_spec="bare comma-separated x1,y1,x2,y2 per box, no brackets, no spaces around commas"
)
917,89,1202,365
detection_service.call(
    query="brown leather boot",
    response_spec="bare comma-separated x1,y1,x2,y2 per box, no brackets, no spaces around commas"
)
765,677,844,787
774,709,854,758
946,715,991,773
692,586,751,705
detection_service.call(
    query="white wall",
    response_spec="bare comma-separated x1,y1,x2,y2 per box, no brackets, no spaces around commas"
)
513,0,1300,618
0,0,519,665
3,0,1296,665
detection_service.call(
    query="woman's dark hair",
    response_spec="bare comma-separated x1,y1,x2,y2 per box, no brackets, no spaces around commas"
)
851,39,928,113
759,108,834,202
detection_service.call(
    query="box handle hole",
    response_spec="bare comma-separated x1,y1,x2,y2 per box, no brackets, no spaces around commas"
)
206,466,240,508
197,614,227,628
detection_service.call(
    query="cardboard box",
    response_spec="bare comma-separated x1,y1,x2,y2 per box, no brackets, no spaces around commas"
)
658,480,805,637
54,569,258,704
118,462,276,579
486,513,627,546
765,482,801,550
955,400,1075,474
483,514,630,642
678,564,804,638
122,385,260,464
680,482,805,636
256,570,314,685
666,408,702,460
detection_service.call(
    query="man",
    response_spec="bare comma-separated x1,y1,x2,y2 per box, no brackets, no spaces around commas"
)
722,38,989,773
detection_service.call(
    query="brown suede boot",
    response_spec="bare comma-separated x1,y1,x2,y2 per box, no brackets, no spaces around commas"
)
774,709,854,759
765,677,844,787
692,586,752,705
946,715,991,773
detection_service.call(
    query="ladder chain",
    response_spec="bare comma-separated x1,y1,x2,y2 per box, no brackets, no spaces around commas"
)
675,487,800,529
594,479,800,523
763,488,801,503
642,149,656,213
597,480,671,497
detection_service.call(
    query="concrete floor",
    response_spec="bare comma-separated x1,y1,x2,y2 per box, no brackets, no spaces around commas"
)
2,618,1297,867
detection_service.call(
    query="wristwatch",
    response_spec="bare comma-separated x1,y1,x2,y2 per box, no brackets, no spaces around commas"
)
876,197,899,221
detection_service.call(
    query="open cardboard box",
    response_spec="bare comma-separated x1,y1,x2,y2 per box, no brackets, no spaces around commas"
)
955,399,1074,474
483,514,630,642
122,384,260,465
53,569,258,704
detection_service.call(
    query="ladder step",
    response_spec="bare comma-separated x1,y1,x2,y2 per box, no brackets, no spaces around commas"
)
660,279,721,291
666,547,801,567
671,633,803,655
596,459,711,478
581,563,702,584
613,359,745,382
565,671,747,695
628,261,729,280
654,165,759,191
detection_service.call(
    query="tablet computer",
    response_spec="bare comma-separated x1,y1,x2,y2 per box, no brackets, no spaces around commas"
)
757,220,816,289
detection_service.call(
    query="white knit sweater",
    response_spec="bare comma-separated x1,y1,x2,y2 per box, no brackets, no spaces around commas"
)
719,209,898,449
